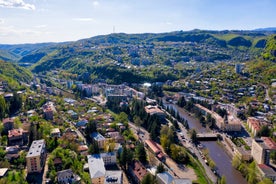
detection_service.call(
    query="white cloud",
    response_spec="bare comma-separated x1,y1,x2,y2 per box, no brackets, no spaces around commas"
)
72,18,95,22
0,18,4,24
0,0,35,10
34,24,47,28
93,1,99,6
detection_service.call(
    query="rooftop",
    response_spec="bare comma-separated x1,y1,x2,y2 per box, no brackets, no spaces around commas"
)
0,168,8,177
258,164,276,176
157,172,174,184
91,132,105,141
131,160,147,181
27,139,45,157
8,128,23,138
87,154,106,179
144,105,165,115
51,128,60,134
145,139,161,154
104,171,122,184
261,137,276,150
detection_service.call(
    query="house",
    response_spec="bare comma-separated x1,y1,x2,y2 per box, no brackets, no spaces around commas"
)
51,128,61,138
26,139,46,173
78,145,89,156
76,119,88,128
145,139,165,160
53,157,63,171
44,107,54,120
157,172,192,184
104,171,122,184
128,160,147,184
8,128,24,146
2,118,14,133
87,154,106,184
43,102,56,120
57,169,81,184
0,168,8,178
90,132,106,149
257,164,276,182
157,172,174,184
144,105,166,118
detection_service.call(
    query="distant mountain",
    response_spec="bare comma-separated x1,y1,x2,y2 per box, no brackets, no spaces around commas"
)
253,27,276,32
0,42,59,62
0,30,275,83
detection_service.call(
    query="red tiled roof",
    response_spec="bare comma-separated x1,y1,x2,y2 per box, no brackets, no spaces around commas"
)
261,137,276,150
145,139,161,154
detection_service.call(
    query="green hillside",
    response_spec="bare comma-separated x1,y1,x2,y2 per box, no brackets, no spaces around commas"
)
0,60,33,89
247,34,276,84
262,35,276,61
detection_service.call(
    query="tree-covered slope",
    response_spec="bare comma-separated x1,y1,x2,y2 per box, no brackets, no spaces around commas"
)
0,60,33,88
262,35,276,62
247,34,276,84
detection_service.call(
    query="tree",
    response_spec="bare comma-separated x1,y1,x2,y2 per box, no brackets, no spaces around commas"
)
0,96,6,119
232,155,241,169
156,163,165,174
88,139,100,154
135,143,147,163
141,173,155,184
177,96,186,108
247,161,258,184
219,176,226,184
257,126,270,137
190,129,198,144
258,178,273,184
85,120,97,136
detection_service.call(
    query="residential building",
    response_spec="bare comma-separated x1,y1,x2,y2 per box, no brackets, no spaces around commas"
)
90,132,106,149
251,137,276,165
247,117,261,137
44,107,54,120
8,128,24,146
157,172,174,184
144,139,165,160
0,168,8,178
26,139,46,173
57,169,81,184
235,63,242,74
104,171,122,184
172,179,192,184
51,128,61,138
78,145,89,156
156,172,192,184
87,154,106,184
233,146,252,161
144,105,166,118
2,118,14,133
257,164,276,182
128,160,147,184
100,152,117,166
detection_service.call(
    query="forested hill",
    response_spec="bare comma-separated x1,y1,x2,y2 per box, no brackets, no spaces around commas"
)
262,34,276,62
0,60,33,89
246,34,276,85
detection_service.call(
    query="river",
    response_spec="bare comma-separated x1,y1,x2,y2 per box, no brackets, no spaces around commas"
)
165,102,247,184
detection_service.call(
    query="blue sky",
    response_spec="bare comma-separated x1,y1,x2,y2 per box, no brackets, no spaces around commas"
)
0,0,275,44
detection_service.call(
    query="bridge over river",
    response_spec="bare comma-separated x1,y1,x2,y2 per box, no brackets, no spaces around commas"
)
197,133,219,141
